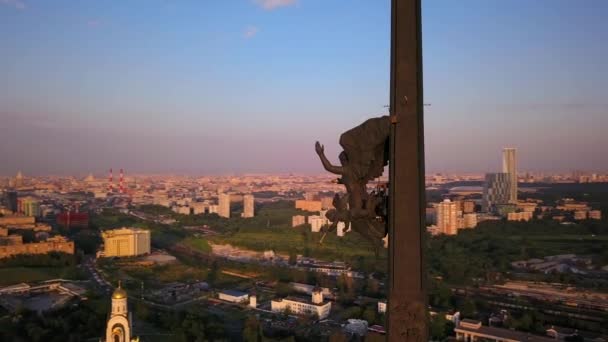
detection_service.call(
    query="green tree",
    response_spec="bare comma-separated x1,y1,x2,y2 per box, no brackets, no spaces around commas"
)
362,306,377,325
243,316,262,342
461,299,476,318
429,314,449,341
207,260,219,286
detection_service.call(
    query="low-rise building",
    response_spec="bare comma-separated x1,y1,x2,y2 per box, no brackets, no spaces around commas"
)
271,287,331,319
190,202,207,215
589,210,602,220
308,215,328,233
574,210,587,220
0,236,74,259
455,319,554,342
295,200,322,212
462,213,477,229
377,300,387,314
172,206,191,215
292,215,306,227
218,290,249,303
516,201,539,213
0,215,35,226
507,211,534,221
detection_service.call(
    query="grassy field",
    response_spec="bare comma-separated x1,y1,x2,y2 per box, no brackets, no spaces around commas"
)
508,234,608,241
182,237,212,253
503,234,608,257
0,267,75,286
210,226,384,259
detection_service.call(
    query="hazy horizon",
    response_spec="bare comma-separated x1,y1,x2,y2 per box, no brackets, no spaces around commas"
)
2,0,607,176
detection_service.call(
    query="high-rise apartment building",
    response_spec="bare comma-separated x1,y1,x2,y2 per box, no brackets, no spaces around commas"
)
502,148,518,203
6,191,18,213
218,193,231,218
242,194,254,218
482,173,511,213
14,171,23,188
462,200,476,214
436,199,458,235
17,197,40,217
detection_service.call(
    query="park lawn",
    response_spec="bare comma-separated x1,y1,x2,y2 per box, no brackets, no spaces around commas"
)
182,237,212,253
0,267,73,286
211,228,381,258
101,260,209,291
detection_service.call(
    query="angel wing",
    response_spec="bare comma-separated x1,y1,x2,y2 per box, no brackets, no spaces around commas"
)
339,116,390,182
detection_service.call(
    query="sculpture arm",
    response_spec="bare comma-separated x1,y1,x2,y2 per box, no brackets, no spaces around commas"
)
316,145,343,175
321,154,343,174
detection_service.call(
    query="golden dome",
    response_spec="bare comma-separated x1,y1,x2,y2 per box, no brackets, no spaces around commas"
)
112,282,127,299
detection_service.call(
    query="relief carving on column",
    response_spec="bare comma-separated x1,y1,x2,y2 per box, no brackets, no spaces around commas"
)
389,298,427,341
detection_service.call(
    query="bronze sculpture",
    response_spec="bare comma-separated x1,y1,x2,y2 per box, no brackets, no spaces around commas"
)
315,115,391,254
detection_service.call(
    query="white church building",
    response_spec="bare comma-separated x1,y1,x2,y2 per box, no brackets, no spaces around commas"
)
103,282,139,342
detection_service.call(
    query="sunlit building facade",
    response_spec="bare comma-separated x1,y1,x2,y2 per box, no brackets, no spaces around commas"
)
436,199,458,235
218,193,231,218
102,228,151,257
242,194,254,218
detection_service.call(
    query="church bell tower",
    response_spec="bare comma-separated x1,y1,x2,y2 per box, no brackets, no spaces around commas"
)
105,282,132,342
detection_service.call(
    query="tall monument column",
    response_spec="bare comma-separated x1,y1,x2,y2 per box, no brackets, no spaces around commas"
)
387,0,427,340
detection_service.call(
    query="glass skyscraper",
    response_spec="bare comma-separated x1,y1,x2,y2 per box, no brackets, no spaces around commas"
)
482,173,511,213
502,148,517,203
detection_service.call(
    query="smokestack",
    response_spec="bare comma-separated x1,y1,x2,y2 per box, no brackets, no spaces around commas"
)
119,168,124,194
108,168,113,192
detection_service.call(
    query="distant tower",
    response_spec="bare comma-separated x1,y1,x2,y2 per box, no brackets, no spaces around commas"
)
241,194,255,218
108,168,114,192
14,171,23,188
502,148,518,203
312,287,324,305
119,169,124,194
105,282,132,342
218,192,231,218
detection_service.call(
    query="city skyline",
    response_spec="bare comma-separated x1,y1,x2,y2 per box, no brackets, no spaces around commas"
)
1,0,608,175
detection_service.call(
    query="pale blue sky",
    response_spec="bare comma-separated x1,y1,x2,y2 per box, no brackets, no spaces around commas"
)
1,0,607,175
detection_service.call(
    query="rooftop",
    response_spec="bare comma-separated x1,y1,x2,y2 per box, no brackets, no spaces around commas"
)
456,320,555,342
277,295,329,307
220,289,248,297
